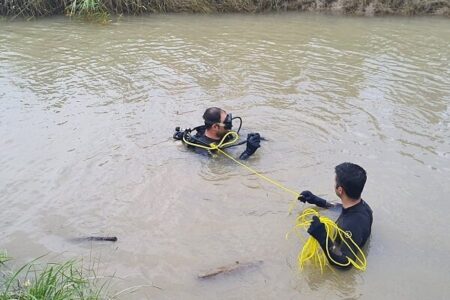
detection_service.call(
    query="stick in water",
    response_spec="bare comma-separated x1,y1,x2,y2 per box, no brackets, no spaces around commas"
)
71,236,118,242
85,236,118,242
198,260,263,279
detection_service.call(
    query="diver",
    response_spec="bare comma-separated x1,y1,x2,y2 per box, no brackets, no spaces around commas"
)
173,107,261,160
298,162,373,269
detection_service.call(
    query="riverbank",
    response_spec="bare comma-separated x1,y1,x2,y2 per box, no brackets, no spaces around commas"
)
0,0,449,19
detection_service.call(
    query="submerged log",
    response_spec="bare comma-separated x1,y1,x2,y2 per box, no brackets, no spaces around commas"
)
72,236,118,242
198,260,263,279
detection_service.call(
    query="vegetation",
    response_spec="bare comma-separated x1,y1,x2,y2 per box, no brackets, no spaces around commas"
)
0,0,448,19
0,251,9,265
0,253,111,300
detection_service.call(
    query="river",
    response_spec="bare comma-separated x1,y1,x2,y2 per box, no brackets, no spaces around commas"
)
1,13,449,299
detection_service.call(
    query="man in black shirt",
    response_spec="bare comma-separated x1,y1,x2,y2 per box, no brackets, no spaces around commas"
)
299,162,373,269
174,107,261,160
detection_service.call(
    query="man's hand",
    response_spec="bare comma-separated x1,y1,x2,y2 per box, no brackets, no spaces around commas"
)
299,191,320,205
247,133,261,152
307,216,327,243
239,133,260,159
298,191,333,208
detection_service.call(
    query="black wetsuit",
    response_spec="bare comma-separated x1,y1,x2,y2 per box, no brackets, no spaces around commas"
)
319,200,373,269
186,127,249,158
188,133,219,156
174,125,260,159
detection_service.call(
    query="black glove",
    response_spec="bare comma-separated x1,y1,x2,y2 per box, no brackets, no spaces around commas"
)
239,133,261,159
307,216,327,244
298,191,331,208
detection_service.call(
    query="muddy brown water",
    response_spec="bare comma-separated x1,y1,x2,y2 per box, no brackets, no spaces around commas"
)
1,13,449,299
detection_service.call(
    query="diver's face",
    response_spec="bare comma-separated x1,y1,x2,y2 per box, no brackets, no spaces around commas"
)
214,111,229,138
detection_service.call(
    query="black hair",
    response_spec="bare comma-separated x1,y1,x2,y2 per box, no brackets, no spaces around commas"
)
203,107,225,129
335,162,367,200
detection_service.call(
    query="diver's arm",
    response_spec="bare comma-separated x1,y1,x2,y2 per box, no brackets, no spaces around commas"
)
238,133,261,160
318,238,356,269
308,216,362,269
298,191,334,208
239,151,251,160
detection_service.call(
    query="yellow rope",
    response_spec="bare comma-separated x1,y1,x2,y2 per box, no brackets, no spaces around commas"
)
287,208,367,272
216,149,300,198
182,130,367,272
182,130,300,198
182,130,240,151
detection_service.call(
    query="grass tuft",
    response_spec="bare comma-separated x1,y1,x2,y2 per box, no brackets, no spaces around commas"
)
0,256,111,300
66,0,111,23
0,251,9,265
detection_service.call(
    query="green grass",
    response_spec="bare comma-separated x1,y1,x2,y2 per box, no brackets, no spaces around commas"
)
0,251,9,265
0,254,111,300
67,0,111,23
0,0,448,19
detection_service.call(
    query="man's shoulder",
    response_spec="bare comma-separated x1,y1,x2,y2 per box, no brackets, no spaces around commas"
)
360,200,373,216
341,201,372,224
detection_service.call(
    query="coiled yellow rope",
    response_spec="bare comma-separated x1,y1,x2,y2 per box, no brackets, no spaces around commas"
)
287,208,367,272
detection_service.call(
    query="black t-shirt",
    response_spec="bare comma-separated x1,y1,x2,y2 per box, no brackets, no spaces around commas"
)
320,200,373,269
336,200,373,249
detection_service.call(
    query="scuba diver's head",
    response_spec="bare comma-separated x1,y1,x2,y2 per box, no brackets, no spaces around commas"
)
203,107,232,139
